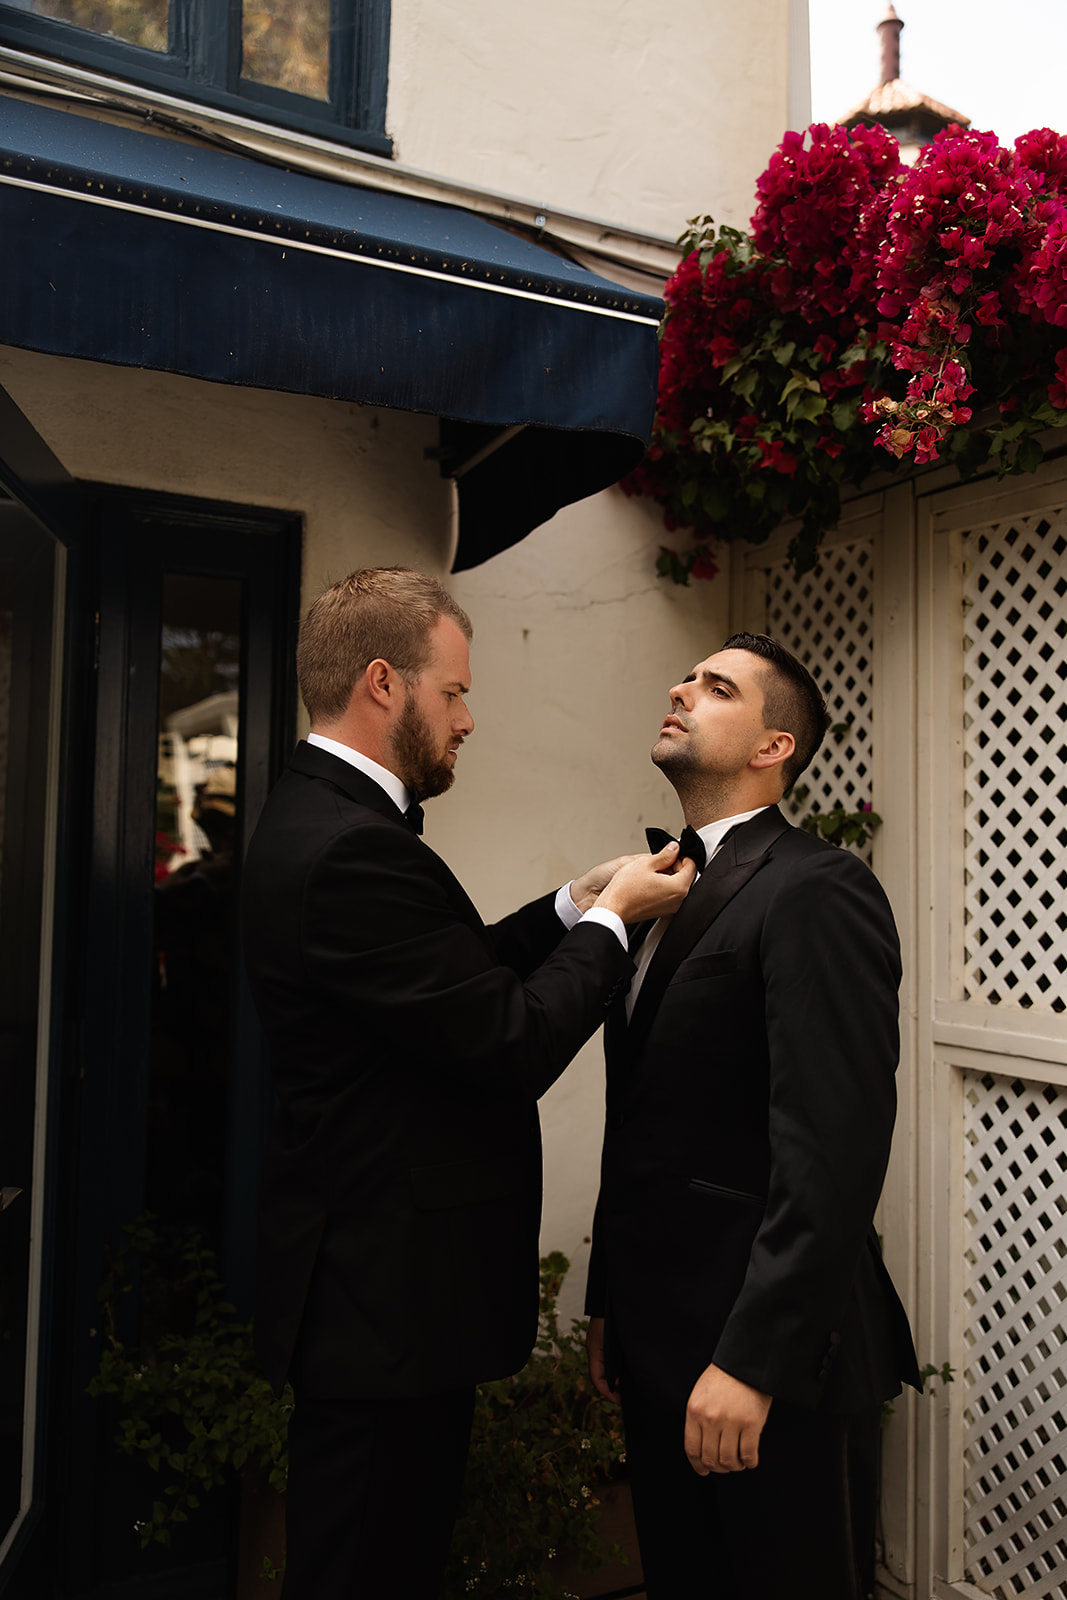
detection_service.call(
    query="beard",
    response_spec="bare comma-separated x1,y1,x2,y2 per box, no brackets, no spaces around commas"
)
389,692,456,801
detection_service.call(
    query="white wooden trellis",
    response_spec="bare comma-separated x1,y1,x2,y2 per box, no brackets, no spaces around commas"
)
917,472,1067,1600
961,515,1067,1014
961,1070,1067,1600
740,531,876,859
951,507,1067,1600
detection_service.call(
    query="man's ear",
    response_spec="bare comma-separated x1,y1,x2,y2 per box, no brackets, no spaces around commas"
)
364,658,400,711
750,730,795,773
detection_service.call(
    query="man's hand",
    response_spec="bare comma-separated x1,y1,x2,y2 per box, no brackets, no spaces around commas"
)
586,1316,620,1404
684,1362,772,1476
596,843,696,924
570,855,642,914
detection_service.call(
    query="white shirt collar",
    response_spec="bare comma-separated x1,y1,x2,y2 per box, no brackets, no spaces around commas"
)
693,805,771,866
306,732,411,815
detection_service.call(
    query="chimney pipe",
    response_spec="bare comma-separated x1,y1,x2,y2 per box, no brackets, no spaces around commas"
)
878,3,903,85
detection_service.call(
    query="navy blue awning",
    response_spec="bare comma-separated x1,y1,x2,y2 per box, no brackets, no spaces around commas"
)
0,96,662,569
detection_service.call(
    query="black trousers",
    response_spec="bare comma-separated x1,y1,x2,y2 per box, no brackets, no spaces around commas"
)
284,1385,475,1599
621,1383,882,1600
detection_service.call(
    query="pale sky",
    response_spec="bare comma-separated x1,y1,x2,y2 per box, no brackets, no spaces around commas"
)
809,0,1067,146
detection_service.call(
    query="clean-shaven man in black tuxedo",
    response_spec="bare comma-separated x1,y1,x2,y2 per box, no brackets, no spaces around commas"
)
585,632,920,1600
241,568,694,1600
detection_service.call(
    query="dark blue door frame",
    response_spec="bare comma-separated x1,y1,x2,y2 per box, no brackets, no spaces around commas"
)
0,384,300,1598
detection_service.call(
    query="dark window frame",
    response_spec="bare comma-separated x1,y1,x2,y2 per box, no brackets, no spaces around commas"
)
0,0,392,152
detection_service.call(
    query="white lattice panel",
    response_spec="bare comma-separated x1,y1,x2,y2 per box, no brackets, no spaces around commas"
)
762,542,874,852
962,514,1067,1014
962,1069,1067,1599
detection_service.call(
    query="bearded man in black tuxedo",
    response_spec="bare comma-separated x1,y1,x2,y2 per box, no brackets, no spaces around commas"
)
585,632,920,1600
242,568,694,1600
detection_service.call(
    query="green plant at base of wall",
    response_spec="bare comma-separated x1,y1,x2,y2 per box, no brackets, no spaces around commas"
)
88,1215,290,1548
91,1226,627,1595
445,1251,628,1600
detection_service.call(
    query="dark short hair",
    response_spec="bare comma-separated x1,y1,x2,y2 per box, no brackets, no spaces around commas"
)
721,632,829,793
297,568,473,724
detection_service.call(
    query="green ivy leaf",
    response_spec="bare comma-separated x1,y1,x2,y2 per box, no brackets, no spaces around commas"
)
1014,435,1044,474
733,368,759,405
793,391,828,423
831,398,858,432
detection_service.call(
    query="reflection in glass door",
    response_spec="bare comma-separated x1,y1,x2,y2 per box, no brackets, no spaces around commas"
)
0,511,61,1569
150,576,242,1259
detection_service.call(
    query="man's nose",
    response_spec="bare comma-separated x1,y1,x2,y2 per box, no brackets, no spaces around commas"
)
668,682,687,707
459,704,475,735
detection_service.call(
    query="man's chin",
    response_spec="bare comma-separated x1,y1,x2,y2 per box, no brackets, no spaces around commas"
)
409,763,456,801
651,737,685,771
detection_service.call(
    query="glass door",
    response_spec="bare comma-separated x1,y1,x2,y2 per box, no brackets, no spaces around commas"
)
0,506,63,1572
49,497,298,1598
150,574,243,1258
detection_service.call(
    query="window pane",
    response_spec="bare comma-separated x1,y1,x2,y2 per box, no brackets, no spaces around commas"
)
20,0,168,51
151,575,241,1256
242,0,329,101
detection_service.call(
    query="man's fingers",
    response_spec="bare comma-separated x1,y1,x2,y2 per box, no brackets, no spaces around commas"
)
586,1317,621,1404
683,1412,710,1476
591,1368,621,1404
685,1423,754,1476
649,840,680,867
738,1423,760,1469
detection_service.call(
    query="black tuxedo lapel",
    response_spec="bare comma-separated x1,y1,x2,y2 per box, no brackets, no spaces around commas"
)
288,740,410,826
623,807,792,1065
286,740,484,929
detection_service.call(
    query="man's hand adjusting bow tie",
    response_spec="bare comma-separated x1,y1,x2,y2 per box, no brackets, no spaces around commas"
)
645,825,706,872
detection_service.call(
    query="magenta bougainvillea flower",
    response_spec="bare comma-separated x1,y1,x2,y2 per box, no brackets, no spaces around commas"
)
630,121,1067,580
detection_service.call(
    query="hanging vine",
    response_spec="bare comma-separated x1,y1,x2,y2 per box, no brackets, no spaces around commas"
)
626,122,1067,579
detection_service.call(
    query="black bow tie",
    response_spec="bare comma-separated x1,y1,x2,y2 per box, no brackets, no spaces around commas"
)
645,825,706,872
404,799,425,836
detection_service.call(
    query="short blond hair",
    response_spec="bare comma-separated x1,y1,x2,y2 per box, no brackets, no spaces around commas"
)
297,568,473,724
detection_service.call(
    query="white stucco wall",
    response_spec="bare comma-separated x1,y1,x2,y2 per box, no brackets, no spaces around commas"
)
429,488,730,1325
0,345,452,575
387,0,798,237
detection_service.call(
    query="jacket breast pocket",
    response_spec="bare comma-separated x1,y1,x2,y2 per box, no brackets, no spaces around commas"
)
688,1177,766,1207
672,949,738,985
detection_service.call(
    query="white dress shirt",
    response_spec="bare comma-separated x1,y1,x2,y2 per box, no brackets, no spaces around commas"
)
307,732,412,814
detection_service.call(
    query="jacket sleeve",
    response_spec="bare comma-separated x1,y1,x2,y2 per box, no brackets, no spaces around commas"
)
485,890,569,978
710,846,902,1405
299,820,632,1101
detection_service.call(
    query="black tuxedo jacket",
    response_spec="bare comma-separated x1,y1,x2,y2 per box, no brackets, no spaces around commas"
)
243,741,632,1399
586,806,920,1414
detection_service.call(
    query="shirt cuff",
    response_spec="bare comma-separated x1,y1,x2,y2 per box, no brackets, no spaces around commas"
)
555,884,627,952
580,906,627,951
555,882,583,929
